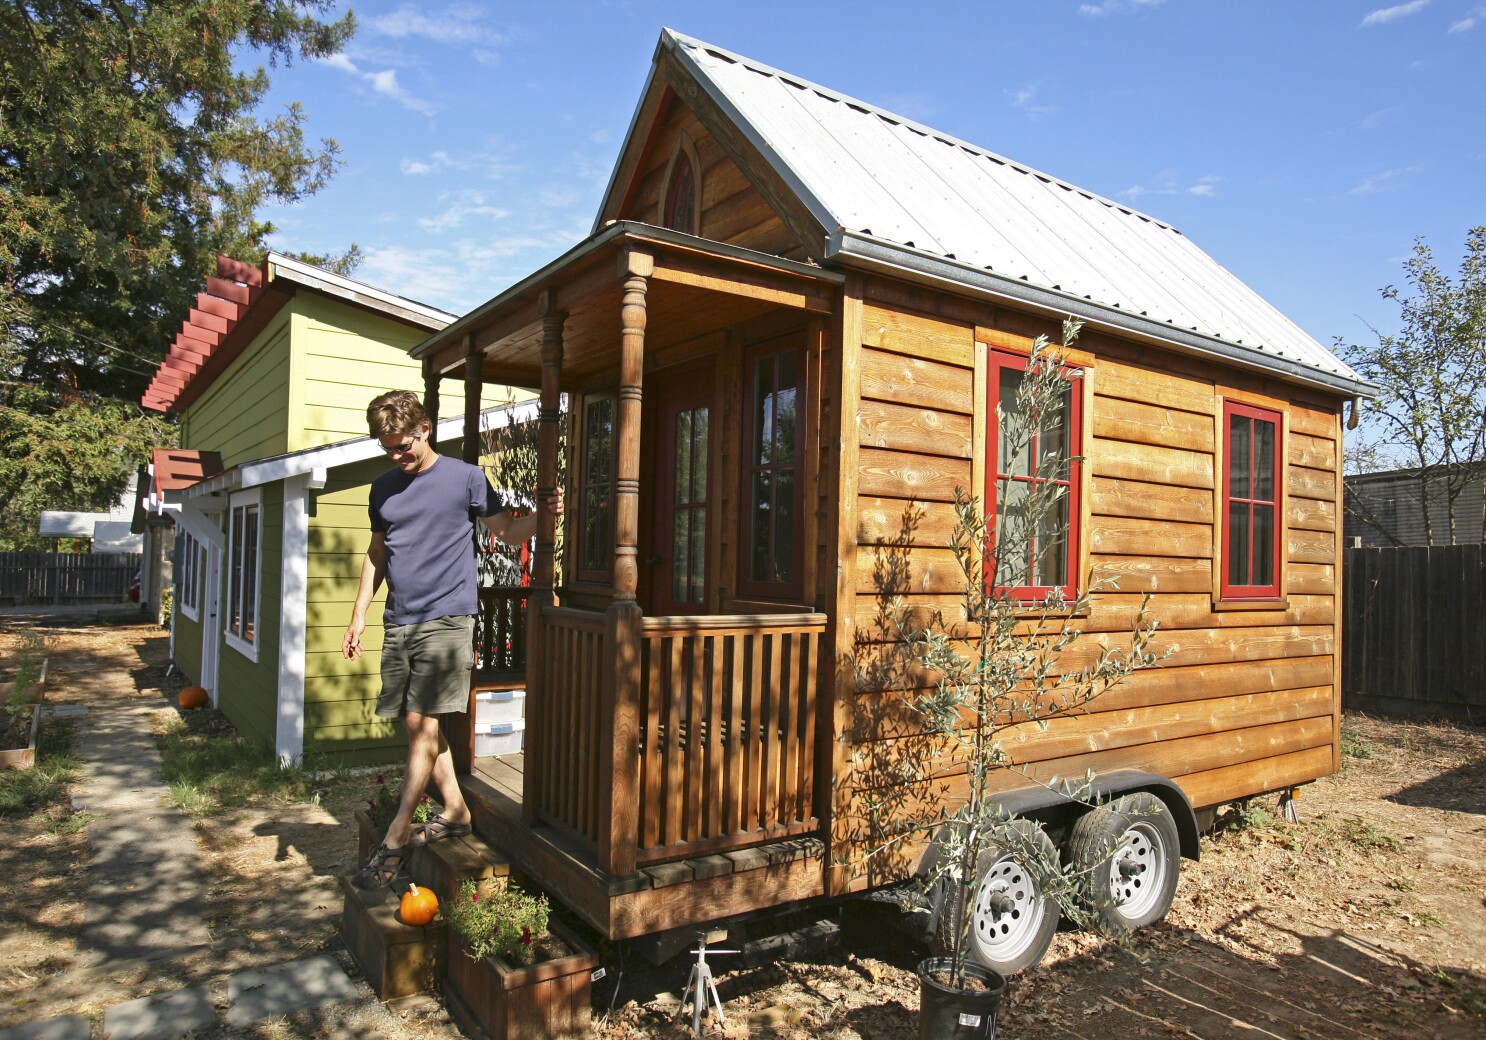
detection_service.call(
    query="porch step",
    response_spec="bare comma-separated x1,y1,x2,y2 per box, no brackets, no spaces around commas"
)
408,831,511,904
339,876,447,1000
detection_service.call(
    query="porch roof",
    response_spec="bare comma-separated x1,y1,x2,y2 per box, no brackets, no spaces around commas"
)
410,221,843,385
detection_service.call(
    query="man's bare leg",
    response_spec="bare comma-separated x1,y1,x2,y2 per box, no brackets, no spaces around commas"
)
384,710,444,848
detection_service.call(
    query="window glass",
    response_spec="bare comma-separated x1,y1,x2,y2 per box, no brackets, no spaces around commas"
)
745,350,801,588
580,396,614,576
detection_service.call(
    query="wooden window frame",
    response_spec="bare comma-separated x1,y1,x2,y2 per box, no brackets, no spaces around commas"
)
983,347,1086,601
1219,399,1284,601
224,488,261,661
576,391,617,585
660,133,702,236
177,530,201,621
738,338,806,601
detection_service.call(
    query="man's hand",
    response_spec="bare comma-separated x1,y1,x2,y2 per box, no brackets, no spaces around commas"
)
543,488,564,518
343,614,366,660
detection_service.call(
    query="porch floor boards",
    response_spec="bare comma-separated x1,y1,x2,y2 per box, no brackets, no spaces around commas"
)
462,753,827,939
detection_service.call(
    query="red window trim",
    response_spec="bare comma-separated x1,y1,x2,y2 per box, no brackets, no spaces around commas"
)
1221,400,1283,600
984,348,1083,601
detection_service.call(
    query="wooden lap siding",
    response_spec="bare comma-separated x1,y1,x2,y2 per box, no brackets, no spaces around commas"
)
302,459,404,763
619,101,801,262
215,481,284,750
839,286,1342,886
182,316,293,468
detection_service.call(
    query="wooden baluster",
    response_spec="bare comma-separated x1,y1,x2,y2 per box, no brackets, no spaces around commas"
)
524,298,564,825
598,249,649,876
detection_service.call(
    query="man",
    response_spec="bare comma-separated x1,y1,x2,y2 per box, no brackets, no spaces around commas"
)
344,390,560,889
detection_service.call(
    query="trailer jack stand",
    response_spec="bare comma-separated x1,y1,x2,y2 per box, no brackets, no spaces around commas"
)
1278,789,1301,824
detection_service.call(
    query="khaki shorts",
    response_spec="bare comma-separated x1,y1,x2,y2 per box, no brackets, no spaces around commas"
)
376,615,475,718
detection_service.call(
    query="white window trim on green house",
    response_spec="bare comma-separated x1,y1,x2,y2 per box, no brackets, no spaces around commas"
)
177,530,203,621
175,399,539,764
224,487,263,662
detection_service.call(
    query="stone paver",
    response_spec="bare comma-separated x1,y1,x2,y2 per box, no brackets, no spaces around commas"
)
102,989,216,1040
0,1016,89,1040
226,955,359,1027
70,702,211,959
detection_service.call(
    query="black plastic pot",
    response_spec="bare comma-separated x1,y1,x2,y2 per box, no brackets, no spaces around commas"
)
918,957,1005,1039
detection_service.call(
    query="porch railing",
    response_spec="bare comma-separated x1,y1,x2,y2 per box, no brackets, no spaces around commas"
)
531,608,826,870
475,586,529,678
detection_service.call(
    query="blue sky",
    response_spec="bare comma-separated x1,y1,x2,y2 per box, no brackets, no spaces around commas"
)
256,0,1485,357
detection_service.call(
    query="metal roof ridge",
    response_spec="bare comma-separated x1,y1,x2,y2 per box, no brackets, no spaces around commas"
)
660,28,1178,234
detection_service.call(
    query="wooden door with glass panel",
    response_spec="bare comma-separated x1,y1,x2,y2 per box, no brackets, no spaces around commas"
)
644,364,713,616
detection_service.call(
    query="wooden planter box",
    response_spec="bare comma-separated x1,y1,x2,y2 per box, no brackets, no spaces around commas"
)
355,807,380,865
1,704,42,770
0,656,48,705
341,877,447,1000
444,921,598,1040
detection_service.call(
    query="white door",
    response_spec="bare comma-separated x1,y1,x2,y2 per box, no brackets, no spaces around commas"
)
200,543,222,703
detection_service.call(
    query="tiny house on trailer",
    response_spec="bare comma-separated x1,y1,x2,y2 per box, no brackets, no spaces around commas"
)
417,30,1374,972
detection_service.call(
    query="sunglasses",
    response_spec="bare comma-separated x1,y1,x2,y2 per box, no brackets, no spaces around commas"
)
379,432,423,456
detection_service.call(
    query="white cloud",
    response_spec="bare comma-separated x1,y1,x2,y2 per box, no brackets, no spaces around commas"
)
316,53,437,115
1449,6,1484,31
1008,83,1056,119
369,5,506,47
1360,1,1429,28
1360,105,1401,130
417,190,510,232
1079,0,1167,15
398,144,520,181
1347,167,1422,194
1118,171,1220,202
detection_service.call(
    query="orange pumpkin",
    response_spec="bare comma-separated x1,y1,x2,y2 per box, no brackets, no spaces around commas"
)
178,686,209,710
400,882,439,926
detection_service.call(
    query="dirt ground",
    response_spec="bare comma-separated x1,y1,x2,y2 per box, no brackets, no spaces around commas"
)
2,617,1483,1040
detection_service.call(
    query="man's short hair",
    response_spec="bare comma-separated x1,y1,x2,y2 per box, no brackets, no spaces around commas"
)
367,390,429,438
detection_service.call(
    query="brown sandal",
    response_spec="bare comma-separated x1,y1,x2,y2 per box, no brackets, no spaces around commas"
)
411,813,472,847
351,842,409,889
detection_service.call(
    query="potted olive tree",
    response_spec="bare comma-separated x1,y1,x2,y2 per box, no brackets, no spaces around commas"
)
866,320,1167,1039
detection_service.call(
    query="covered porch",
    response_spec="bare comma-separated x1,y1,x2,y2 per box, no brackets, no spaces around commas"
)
416,223,843,938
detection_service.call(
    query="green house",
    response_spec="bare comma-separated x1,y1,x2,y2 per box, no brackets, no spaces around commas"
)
142,253,527,764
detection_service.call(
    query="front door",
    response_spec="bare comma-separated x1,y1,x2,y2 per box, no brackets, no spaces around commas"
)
200,542,221,703
643,363,713,616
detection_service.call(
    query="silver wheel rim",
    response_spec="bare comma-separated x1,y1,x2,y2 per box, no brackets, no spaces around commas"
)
1108,820,1167,922
970,853,1047,963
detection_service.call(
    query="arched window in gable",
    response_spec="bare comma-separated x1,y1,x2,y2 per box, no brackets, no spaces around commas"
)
661,134,701,235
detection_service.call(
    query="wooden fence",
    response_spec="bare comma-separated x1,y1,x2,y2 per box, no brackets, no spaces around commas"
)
0,552,141,604
1343,545,1486,719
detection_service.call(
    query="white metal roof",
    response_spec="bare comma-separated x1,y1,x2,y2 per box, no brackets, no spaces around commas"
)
661,30,1367,394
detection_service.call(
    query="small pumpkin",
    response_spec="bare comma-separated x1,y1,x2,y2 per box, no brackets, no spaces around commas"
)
400,882,439,926
178,686,209,710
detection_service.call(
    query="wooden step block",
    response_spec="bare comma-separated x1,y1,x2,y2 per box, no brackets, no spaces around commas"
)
410,831,511,904
340,877,447,1000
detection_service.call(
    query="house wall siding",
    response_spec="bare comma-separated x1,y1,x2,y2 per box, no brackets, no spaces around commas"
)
182,312,293,469
1344,469,1486,546
215,481,284,750
301,456,404,763
290,297,436,453
618,99,803,260
837,279,1344,886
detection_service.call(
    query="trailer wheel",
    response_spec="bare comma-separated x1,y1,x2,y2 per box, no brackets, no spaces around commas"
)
1069,791,1181,935
942,818,1060,975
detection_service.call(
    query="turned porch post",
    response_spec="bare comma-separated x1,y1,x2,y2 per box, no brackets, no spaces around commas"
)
523,293,565,825
598,248,650,876
463,332,482,465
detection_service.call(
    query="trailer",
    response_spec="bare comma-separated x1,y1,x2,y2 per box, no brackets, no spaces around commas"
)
417,30,1372,974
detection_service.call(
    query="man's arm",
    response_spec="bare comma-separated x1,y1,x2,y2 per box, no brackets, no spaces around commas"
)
481,490,564,547
342,531,388,659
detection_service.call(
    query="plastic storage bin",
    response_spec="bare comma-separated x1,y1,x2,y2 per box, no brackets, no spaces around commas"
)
475,689,526,727
474,719,526,758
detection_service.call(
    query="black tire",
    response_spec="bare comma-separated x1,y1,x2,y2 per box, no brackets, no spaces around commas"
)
939,818,1061,975
1069,791,1181,935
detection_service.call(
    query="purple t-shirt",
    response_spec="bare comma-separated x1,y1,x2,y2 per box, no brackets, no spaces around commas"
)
369,457,507,626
